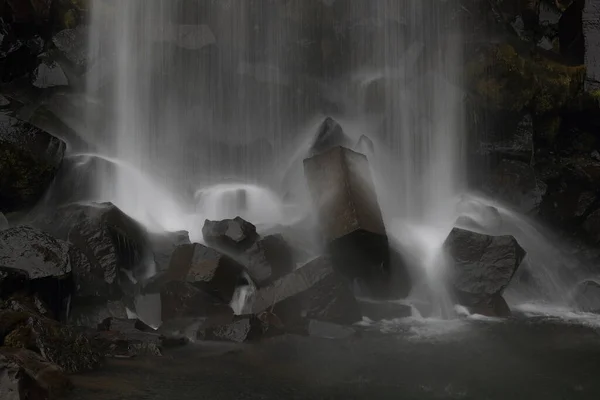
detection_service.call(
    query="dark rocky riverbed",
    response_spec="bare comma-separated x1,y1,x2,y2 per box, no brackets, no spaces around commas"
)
70,315,600,400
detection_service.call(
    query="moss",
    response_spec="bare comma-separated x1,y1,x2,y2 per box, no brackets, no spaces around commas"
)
466,43,586,114
63,9,77,29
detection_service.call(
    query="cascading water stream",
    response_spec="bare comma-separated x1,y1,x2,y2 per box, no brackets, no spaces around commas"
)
78,0,597,326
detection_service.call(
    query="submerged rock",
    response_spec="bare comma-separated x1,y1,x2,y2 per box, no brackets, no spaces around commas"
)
252,256,362,329
308,117,353,157
197,314,278,343
0,347,72,400
443,228,526,317
0,114,66,213
304,146,408,296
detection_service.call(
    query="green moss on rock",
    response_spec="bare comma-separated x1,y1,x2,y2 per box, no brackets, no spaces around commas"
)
467,43,586,114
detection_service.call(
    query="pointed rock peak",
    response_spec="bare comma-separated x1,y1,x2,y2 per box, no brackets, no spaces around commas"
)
309,117,353,157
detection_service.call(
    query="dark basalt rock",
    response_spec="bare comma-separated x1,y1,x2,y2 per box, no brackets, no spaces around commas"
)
144,242,247,304
52,25,88,68
355,134,375,156
252,256,362,329
304,146,408,297
67,300,129,329
197,314,280,343
35,202,151,296
159,281,232,322
0,114,66,213
443,228,526,317
149,230,191,274
308,117,353,157
0,347,72,400
202,217,259,254
0,307,102,373
571,279,600,313
0,226,72,317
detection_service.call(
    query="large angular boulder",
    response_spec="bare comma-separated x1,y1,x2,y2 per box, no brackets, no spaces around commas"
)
443,228,526,317
0,306,102,373
0,226,72,317
149,230,191,274
0,347,72,400
251,256,361,330
304,146,407,296
144,242,247,304
158,280,232,322
201,219,295,285
0,114,66,213
196,314,280,343
33,202,153,326
308,117,353,157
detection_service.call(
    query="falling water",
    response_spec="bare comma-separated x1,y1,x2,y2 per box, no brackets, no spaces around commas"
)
79,0,595,326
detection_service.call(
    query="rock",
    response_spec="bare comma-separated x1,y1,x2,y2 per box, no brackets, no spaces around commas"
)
67,300,129,329
144,242,247,304
358,300,412,321
0,347,72,400
2,295,54,320
583,0,600,90
308,117,353,157
159,281,232,322
254,234,295,282
0,114,66,213
304,146,404,295
539,185,596,227
355,134,375,156
571,279,600,313
202,217,259,254
482,159,546,214
0,226,72,317
0,309,102,373
92,318,170,358
52,25,88,67
35,202,151,296
251,256,362,329
149,230,191,274
443,228,526,317
197,315,279,343
32,55,69,89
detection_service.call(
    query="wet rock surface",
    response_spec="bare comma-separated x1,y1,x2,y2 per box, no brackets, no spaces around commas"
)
308,117,353,157
571,279,600,313
444,228,526,317
0,347,72,400
0,114,66,213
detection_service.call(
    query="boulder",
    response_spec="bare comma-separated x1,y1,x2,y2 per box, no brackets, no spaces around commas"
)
304,146,405,296
0,347,72,400
32,56,69,89
0,114,66,213
355,134,375,156
443,228,526,317
144,242,247,304
52,25,88,68
583,0,600,90
308,117,353,157
35,202,151,296
251,256,362,329
197,314,281,343
67,300,129,329
92,317,179,358
0,308,102,373
159,281,232,322
149,230,191,274
571,279,600,313
202,217,259,254
0,226,72,317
